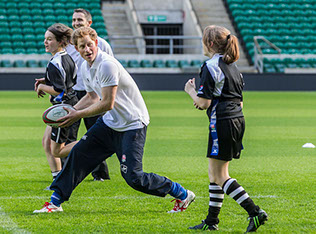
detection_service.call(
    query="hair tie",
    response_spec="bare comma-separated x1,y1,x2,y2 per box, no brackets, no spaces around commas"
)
227,34,231,40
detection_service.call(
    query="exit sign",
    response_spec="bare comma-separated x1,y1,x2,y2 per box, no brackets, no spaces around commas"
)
147,15,167,22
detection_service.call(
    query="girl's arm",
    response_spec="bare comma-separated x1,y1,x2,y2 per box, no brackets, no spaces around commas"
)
36,84,61,97
185,78,211,110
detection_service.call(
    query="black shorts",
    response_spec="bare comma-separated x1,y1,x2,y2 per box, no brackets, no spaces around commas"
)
50,95,79,144
207,117,245,161
51,121,80,144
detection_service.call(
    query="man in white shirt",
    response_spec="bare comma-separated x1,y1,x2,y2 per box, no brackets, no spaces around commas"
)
66,8,113,181
34,27,195,215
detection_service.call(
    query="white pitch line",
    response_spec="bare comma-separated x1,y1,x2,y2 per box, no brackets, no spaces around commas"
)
0,206,30,233
252,195,277,198
0,195,277,201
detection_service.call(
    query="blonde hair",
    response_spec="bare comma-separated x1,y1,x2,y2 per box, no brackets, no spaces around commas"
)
71,27,97,47
47,23,73,48
202,25,239,64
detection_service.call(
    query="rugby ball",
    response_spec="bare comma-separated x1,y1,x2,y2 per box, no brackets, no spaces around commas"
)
42,104,75,128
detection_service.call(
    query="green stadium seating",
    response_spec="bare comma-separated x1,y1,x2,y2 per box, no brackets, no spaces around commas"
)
9,21,21,28
118,59,127,68
13,60,26,67
166,60,178,68
191,60,202,68
11,34,23,41
1,60,13,67
0,28,9,34
178,60,190,68
39,60,49,67
19,8,30,15
6,2,17,8
23,28,34,34
14,48,26,54
140,60,153,68
7,9,18,15
30,8,42,15
65,3,76,9
26,60,39,68
26,48,38,54
227,0,316,72
153,60,166,68
55,9,67,15
33,15,43,22
42,3,53,9
29,2,41,8
12,41,25,49
35,28,46,35
8,15,19,21
38,47,47,54
127,60,140,68
43,9,55,16
0,34,10,41
0,0,109,56
20,15,32,21
46,21,56,28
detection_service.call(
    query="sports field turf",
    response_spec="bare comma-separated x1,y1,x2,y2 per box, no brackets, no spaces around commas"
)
0,91,315,233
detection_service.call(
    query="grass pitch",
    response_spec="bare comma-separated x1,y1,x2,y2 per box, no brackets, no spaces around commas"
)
0,91,315,233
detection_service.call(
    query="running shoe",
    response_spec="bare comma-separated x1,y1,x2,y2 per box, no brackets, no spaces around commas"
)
33,202,63,213
168,190,195,213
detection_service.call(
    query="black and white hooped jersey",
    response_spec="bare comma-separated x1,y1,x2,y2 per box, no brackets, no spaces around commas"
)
45,50,77,103
197,54,244,120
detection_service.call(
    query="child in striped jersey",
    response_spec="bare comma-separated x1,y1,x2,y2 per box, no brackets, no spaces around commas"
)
184,25,268,232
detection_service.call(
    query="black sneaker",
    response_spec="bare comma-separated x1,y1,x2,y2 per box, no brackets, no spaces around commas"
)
245,209,268,233
189,220,219,231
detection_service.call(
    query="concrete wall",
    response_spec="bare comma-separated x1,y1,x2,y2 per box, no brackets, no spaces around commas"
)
1,73,316,91
133,0,182,10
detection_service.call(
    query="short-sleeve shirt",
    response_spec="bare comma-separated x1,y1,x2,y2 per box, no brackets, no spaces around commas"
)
197,54,244,120
81,49,150,132
66,36,113,91
45,50,77,103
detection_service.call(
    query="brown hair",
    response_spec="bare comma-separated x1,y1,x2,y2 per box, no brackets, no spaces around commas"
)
202,25,239,64
71,27,97,47
73,8,92,22
47,23,73,48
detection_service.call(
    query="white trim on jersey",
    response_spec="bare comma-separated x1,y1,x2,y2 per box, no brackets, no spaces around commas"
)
205,54,225,97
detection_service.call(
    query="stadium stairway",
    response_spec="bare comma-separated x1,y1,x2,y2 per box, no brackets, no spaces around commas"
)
190,0,256,73
102,1,138,54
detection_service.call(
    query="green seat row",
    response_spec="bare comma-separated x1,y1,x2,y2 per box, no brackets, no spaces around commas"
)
227,0,316,4
118,60,203,68
0,59,49,68
263,58,316,73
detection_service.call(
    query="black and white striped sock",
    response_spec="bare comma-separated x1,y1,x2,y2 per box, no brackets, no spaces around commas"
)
223,178,259,216
205,183,224,225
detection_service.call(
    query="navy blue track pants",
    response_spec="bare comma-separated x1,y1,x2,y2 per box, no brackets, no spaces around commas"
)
50,117,173,201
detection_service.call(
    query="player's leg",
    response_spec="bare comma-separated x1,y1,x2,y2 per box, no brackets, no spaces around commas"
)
117,126,195,212
50,119,80,158
91,161,110,180
34,118,114,213
85,115,111,181
42,126,62,179
189,158,228,231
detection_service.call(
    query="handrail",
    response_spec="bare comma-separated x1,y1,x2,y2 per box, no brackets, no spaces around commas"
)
253,36,281,73
104,35,203,54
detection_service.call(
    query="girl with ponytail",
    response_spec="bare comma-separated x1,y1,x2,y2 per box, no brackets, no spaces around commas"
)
184,25,268,232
